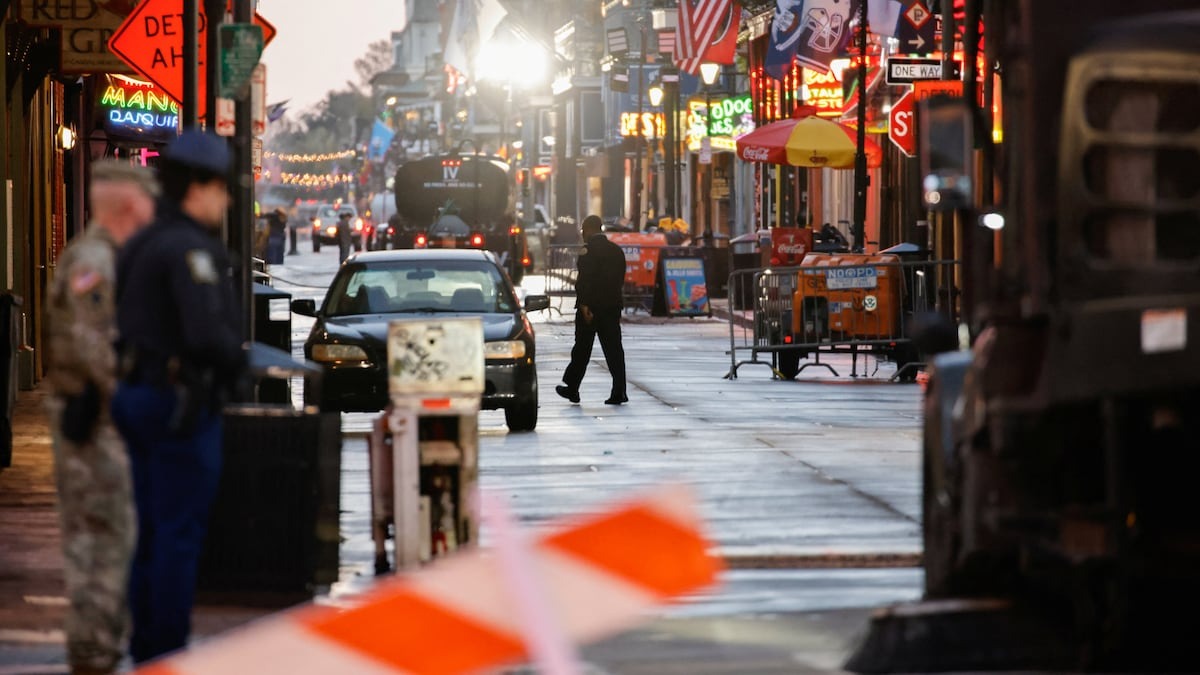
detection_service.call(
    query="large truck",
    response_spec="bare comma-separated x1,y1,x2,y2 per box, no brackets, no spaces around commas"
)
848,2,1200,672
391,153,529,284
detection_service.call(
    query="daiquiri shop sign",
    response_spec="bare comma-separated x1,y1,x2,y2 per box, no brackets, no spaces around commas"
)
98,74,180,145
687,94,755,152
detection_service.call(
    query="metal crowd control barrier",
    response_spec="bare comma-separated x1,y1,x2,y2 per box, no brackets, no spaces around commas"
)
544,242,724,316
369,317,482,573
726,258,961,381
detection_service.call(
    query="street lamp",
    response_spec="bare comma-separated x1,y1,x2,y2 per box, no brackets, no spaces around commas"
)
699,62,720,237
647,84,664,107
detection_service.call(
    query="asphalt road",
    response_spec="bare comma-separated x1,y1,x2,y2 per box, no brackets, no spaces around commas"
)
268,241,926,673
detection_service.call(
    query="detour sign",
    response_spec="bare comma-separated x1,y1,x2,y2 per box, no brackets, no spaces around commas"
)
606,232,667,289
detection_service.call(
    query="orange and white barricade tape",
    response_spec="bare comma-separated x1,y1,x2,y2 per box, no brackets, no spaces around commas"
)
136,484,722,675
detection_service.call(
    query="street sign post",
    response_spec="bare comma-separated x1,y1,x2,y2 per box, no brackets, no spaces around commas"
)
888,89,915,157
218,23,263,99
107,0,276,117
885,57,944,85
896,0,936,54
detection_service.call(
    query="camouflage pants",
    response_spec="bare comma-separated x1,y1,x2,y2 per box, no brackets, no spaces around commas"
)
46,397,137,673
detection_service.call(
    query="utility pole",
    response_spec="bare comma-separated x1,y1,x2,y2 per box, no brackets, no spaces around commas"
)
632,17,646,230
851,0,869,253
232,0,255,343
183,0,198,128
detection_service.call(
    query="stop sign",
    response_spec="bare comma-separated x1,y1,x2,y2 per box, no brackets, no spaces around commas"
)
889,89,915,157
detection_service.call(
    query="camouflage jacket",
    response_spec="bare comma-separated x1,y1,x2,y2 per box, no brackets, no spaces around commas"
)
46,225,118,399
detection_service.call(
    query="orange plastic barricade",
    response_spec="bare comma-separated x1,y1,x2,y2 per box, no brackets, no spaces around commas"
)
606,232,667,289
135,485,721,675
792,253,903,339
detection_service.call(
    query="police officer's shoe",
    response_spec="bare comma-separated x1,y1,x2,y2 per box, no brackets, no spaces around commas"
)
556,385,580,403
604,394,628,405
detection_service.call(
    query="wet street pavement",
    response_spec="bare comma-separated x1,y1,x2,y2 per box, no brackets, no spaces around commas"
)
1,242,926,674
272,243,925,672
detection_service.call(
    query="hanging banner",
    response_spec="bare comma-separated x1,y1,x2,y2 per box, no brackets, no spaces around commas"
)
794,0,860,73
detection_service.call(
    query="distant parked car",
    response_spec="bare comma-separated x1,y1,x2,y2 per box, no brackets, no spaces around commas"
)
311,204,368,252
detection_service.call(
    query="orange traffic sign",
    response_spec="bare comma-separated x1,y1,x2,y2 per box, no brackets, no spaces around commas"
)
107,0,276,118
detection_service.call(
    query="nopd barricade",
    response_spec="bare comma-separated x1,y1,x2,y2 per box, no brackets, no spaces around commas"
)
369,317,482,573
727,255,961,381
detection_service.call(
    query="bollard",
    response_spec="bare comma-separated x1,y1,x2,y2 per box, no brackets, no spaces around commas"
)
288,225,298,255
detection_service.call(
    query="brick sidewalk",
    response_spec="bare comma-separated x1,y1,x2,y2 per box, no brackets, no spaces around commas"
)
0,386,274,670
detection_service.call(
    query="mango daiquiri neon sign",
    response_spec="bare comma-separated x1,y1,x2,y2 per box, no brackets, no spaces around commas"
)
99,74,180,144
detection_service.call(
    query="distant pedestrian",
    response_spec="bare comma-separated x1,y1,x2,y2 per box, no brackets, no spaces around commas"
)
337,210,354,263
265,207,286,264
557,214,628,405
111,129,246,664
45,160,158,675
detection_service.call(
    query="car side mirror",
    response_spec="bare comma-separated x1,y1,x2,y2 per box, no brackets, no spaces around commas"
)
291,298,318,317
524,295,551,312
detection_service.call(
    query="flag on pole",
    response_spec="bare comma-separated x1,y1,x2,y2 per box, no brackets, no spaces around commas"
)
764,0,805,81
367,119,395,163
793,0,860,73
443,0,509,78
673,0,738,75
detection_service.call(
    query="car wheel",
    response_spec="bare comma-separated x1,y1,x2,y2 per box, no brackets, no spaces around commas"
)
504,383,538,432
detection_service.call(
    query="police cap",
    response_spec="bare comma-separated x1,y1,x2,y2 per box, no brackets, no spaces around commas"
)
161,129,231,176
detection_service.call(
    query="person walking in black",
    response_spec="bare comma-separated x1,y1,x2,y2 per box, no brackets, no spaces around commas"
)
337,210,354,263
557,214,628,405
111,129,246,664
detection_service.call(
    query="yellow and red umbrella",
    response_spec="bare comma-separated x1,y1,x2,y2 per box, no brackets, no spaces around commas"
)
735,116,883,169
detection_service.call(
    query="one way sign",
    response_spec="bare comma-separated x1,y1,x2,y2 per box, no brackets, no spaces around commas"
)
886,57,944,85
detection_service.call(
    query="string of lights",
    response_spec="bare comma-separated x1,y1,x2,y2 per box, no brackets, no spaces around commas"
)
268,171,356,188
264,149,357,163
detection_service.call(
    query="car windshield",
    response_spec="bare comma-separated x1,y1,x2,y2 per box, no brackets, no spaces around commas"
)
324,259,517,316
319,205,355,221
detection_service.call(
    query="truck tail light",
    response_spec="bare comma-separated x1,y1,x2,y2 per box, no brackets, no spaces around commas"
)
415,233,428,247
470,233,484,247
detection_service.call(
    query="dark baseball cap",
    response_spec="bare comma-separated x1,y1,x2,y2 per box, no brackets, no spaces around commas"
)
161,129,232,176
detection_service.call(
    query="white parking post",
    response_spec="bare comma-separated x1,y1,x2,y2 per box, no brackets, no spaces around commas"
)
385,317,484,571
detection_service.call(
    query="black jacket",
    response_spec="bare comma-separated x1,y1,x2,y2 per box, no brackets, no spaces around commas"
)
116,202,245,379
575,233,625,310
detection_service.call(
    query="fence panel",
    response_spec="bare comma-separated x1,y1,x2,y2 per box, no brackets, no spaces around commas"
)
727,260,961,381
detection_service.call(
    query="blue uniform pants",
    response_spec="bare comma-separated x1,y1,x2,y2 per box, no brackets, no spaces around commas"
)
111,383,222,664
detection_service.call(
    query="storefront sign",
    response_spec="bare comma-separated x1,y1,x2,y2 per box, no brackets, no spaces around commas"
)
662,258,710,317
18,0,134,74
686,94,755,152
802,68,844,117
98,74,180,145
619,112,664,138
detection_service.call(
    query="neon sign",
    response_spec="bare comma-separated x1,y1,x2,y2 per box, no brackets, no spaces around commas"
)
802,69,843,117
686,94,755,151
619,112,665,138
98,75,180,145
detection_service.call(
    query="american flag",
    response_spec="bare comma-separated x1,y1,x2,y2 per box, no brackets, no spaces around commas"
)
674,0,735,75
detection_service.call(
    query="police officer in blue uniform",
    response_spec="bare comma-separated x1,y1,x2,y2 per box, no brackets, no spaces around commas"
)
111,129,246,664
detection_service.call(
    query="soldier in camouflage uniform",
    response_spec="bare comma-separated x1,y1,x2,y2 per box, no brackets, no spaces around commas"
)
45,161,157,675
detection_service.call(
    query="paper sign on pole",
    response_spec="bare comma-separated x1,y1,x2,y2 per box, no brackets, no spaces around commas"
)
251,64,267,136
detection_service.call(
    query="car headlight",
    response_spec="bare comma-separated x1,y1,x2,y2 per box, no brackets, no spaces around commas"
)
312,344,369,362
484,340,526,360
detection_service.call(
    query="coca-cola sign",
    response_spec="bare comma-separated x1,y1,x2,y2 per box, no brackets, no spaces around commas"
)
742,146,771,162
